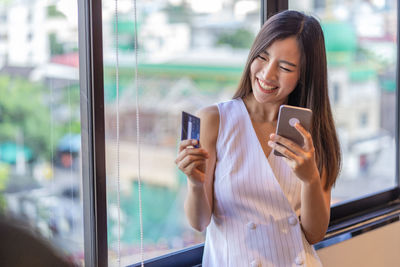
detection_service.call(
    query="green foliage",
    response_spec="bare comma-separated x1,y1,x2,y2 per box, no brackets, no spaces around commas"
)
0,75,64,161
0,196,5,212
0,163,9,211
61,84,81,117
163,2,192,23
47,5,66,18
217,28,254,49
0,0,12,5
49,33,64,56
0,163,10,190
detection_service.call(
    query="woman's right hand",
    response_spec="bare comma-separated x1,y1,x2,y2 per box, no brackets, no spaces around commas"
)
175,139,209,186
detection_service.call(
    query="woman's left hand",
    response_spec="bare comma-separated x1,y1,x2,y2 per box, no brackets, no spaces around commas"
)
268,123,320,184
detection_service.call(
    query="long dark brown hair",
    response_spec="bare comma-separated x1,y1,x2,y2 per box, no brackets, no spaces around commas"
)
233,10,341,189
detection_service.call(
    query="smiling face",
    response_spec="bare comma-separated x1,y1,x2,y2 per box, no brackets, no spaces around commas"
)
250,36,301,105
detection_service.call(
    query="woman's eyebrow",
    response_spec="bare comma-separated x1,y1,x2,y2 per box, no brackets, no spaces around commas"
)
264,51,297,67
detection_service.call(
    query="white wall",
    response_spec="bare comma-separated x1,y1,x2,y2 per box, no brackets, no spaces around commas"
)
317,220,400,267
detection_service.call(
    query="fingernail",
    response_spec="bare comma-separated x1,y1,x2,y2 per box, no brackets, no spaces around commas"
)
268,141,274,146
192,139,198,145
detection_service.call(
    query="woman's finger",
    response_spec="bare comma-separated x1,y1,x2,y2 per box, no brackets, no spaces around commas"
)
175,147,208,164
181,160,206,181
272,142,307,173
177,154,207,170
178,139,199,152
294,123,314,151
269,133,304,156
268,141,300,162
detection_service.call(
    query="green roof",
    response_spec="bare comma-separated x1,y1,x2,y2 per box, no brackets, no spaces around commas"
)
112,17,142,34
322,22,357,52
103,63,243,101
0,142,33,164
381,79,396,92
349,67,376,82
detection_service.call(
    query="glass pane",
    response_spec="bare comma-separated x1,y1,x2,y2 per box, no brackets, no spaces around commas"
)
0,0,83,265
289,0,397,204
103,0,260,265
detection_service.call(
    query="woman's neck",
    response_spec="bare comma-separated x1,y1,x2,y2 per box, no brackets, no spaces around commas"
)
243,94,286,123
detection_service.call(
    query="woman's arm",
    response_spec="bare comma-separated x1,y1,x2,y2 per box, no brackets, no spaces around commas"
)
268,123,331,244
175,105,219,232
299,169,331,244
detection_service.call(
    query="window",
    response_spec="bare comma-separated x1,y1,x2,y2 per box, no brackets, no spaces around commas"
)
290,0,398,204
101,0,261,265
0,0,83,265
78,0,400,266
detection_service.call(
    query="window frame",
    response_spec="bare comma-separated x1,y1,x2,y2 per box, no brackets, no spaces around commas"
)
77,0,400,266
78,0,108,266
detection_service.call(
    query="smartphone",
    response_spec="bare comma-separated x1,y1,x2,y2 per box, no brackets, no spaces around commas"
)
273,105,312,157
181,111,200,148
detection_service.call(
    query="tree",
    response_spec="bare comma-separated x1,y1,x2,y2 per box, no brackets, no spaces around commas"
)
0,75,64,161
217,28,254,49
163,2,192,24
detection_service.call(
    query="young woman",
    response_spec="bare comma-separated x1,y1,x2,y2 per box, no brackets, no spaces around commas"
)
175,10,341,266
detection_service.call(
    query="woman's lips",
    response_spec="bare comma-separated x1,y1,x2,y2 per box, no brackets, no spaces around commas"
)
257,78,278,93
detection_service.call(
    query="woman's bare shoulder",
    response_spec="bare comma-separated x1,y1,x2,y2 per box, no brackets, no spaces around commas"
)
196,105,219,121
196,105,219,144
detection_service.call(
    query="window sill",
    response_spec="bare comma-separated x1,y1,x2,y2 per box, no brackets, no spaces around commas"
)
130,199,400,267
315,200,400,250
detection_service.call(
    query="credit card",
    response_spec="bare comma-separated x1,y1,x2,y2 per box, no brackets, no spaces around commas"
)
181,111,200,148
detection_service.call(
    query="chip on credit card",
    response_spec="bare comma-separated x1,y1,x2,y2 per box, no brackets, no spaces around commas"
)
181,111,200,148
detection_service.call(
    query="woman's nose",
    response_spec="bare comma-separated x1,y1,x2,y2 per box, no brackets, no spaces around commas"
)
261,62,277,81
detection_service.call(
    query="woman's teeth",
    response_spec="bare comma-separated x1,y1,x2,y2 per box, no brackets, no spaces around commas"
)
259,79,277,90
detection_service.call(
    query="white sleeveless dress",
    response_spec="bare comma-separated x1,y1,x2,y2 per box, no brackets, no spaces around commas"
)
202,99,323,267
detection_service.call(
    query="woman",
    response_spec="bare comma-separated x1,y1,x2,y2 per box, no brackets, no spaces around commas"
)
175,10,341,266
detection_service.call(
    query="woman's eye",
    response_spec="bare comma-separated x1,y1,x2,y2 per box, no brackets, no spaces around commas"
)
257,55,267,61
280,66,292,72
